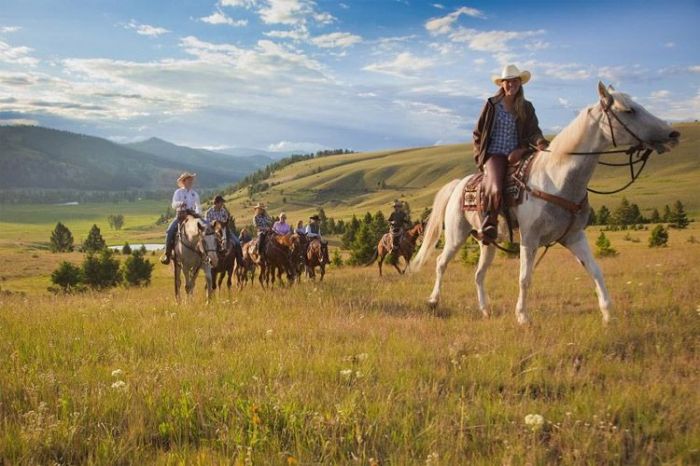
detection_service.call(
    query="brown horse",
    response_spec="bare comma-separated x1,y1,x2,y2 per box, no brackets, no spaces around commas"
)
306,238,329,281
239,240,259,287
263,233,300,287
366,222,424,276
210,220,243,292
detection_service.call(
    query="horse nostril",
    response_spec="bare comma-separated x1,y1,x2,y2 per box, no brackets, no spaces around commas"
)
669,131,680,139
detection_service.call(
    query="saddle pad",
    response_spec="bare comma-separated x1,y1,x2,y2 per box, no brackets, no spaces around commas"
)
462,153,538,212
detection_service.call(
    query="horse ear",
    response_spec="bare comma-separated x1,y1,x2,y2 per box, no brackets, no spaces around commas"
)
597,81,610,100
607,84,615,92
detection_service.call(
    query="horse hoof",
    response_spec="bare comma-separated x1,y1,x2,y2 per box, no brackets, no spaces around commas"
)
427,299,438,310
480,308,491,318
516,313,531,325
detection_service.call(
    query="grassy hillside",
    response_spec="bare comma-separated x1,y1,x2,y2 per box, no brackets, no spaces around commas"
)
0,225,698,464
221,122,700,225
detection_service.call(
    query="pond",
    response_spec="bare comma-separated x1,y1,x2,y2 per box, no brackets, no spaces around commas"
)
108,243,164,252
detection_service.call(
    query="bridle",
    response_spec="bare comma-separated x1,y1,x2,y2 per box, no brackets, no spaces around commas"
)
178,225,219,265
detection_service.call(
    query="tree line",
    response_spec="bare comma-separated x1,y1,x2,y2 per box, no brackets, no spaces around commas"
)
589,197,690,229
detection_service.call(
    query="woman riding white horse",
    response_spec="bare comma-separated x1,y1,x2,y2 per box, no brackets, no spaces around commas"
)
411,80,680,325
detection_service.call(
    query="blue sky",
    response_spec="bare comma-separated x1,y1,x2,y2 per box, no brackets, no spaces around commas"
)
0,0,698,152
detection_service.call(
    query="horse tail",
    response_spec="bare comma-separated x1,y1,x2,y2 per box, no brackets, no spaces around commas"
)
408,178,461,273
363,248,379,267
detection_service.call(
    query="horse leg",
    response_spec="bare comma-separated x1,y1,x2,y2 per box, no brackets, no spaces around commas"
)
515,243,537,325
564,231,612,323
174,262,181,303
377,251,386,277
427,212,470,309
392,254,403,275
474,243,497,317
319,264,325,282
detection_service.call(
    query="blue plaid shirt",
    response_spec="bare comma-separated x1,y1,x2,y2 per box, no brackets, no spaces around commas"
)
487,101,518,155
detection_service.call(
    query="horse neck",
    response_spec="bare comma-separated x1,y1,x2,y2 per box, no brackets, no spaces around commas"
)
534,106,608,201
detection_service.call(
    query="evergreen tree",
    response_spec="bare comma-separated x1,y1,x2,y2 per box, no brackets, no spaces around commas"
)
587,207,597,226
649,208,661,223
331,249,343,267
648,225,669,248
349,223,376,265
50,261,83,292
341,215,361,249
371,210,389,241
597,205,610,225
595,232,618,257
662,204,671,222
107,214,125,230
122,250,154,286
49,222,74,252
612,197,642,225
82,224,106,253
121,242,132,255
82,249,122,289
318,208,329,232
669,200,689,229
362,211,373,225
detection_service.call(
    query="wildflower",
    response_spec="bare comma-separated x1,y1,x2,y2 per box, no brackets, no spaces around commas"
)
524,413,545,430
265,329,273,337
339,369,353,380
111,369,123,377
626,281,632,285
356,353,368,362
111,380,127,390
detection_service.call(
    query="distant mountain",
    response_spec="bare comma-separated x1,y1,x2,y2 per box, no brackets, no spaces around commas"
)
0,126,272,193
213,146,294,160
124,137,271,183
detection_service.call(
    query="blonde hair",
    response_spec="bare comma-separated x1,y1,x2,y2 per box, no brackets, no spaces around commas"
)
496,86,527,122
279,212,287,220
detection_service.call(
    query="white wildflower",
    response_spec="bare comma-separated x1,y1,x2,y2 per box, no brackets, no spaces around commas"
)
339,369,353,380
111,369,123,377
111,380,127,390
626,281,633,285
265,329,273,337
524,413,545,430
356,353,368,362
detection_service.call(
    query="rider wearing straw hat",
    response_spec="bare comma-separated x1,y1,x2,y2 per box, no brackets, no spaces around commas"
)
253,203,273,259
388,200,410,252
160,172,201,265
473,64,549,242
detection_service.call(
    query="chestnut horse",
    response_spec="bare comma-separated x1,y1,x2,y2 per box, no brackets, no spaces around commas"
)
306,238,330,281
210,220,243,292
366,222,424,276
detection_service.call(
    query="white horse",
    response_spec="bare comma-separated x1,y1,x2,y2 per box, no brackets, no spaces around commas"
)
410,82,680,324
173,215,220,303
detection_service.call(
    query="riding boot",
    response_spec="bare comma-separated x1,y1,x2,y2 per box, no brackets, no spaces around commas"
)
160,239,174,265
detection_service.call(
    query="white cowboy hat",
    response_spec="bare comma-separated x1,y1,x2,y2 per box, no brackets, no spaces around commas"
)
176,171,197,187
492,64,531,86
253,202,267,211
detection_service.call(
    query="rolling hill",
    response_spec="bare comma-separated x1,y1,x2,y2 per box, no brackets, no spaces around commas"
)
0,126,270,193
221,122,700,224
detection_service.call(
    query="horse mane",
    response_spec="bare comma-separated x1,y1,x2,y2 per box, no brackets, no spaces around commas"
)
546,106,593,157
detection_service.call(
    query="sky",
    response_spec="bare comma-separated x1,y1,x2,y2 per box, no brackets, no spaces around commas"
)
0,0,698,152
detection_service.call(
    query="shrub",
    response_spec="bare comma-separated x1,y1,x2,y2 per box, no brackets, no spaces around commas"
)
460,238,481,266
668,200,689,229
122,251,154,287
49,222,75,252
82,249,122,289
107,214,125,230
595,232,618,257
331,249,343,267
122,242,132,255
648,225,668,248
348,223,376,265
49,261,83,292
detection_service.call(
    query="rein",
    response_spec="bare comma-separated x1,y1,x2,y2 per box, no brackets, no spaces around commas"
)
178,225,218,264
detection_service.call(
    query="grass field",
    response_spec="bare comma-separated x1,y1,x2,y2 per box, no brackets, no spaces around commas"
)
1,130,699,463
1,223,699,464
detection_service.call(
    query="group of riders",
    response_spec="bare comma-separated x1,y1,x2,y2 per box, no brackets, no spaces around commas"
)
160,63,550,273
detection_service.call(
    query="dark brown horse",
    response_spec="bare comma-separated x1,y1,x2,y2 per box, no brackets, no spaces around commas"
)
210,220,243,292
263,233,300,287
306,238,329,281
366,222,424,276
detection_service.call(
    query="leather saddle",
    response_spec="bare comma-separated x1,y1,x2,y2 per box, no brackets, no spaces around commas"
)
463,149,538,213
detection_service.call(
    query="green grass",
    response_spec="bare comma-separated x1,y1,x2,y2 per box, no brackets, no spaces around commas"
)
0,225,699,464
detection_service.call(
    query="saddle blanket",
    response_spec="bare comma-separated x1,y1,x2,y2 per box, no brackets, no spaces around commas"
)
462,153,537,212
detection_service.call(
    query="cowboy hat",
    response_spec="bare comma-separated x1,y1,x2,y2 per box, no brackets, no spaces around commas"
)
253,202,267,211
391,200,402,208
176,172,197,187
492,64,531,86
213,195,225,204
309,214,320,221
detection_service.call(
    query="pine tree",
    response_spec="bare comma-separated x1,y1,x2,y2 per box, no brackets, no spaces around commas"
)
331,248,343,267
121,242,132,255
669,200,689,229
662,204,671,222
122,250,154,287
595,232,618,257
341,215,361,249
82,249,122,289
371,210,389,242
648,225,669,248
349,223,376,265
49,222,74,252
50,261,83,292
587,207,597,226
597,205,610,225
649,208,661,223
82,224,106,253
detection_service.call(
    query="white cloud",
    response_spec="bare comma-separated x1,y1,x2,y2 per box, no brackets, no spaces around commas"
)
0,26,21,34
597,65,648,84
524,39,549,51
0,40,38,66
473,58,486,66
664,41,675,48
264,27,310,41
689,65,700,73
432,3,445,9
363,52,434,78
200,11,248,26
220,0,257,7
267,140,329,152
523,60,591,80
311,32,362,48
258,0,334,26
0,118,38,126
650,90,670,99
125,20,169,37
425,6,485,35
449,28,545,52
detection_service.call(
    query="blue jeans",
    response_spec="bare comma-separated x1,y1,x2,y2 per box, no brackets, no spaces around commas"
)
227,226,240,247
165,219,179,247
